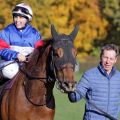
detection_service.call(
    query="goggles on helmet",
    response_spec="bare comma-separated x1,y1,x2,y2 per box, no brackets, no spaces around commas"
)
12,6,32,17
13,13,29,21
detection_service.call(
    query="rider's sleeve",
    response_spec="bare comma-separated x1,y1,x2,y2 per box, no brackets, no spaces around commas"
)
33,30,44,48
0,33,19,61
0,48,18,61
35,40,44,48
68,72,90,102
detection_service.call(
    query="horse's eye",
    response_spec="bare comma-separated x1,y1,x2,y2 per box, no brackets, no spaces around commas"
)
72,48,77,57
55,48,64,58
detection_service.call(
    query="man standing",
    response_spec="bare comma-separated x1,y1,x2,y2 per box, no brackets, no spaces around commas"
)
68,44,120,120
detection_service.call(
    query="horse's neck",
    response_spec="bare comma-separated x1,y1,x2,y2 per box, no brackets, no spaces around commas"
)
25,49,47,77
19,62,47,106
24,78,46,105
21,45,51,105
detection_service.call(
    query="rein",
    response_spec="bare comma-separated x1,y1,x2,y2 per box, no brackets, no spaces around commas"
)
76,90,117,120
50,51,62,88
20,67,47,106
87,99,117,120
20,67,47,82
19,51,57,106
0,60,47,82
0,60,18,71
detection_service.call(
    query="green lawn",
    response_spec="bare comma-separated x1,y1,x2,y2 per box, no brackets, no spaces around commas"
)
54,87,85,120
54,72,85,120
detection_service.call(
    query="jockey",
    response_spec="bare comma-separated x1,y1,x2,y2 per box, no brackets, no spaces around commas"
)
0,3,44,80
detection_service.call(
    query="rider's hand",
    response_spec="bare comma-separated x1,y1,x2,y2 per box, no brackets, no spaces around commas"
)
17,53,26,62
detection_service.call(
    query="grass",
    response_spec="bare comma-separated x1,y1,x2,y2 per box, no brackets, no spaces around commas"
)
53,56,120,120
53,88,85,120
54,72,84,120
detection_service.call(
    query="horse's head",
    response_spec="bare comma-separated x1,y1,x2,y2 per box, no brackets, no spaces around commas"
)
48,25,79,93
18,25,78,106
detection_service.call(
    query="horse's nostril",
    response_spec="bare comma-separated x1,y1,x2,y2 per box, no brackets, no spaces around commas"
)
63,81,69,87
63,81,76,87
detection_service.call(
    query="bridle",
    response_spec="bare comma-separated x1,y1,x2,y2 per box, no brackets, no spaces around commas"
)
20,67,47,82
49,41,77,92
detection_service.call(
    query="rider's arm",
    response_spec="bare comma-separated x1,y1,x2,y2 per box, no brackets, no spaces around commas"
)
32,28,44,48
0,38,19,61
35,40,44,48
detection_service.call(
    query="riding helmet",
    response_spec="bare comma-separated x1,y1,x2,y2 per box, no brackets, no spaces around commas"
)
12,3,33,21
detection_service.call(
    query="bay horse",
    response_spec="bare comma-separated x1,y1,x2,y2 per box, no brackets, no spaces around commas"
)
0,25,78,120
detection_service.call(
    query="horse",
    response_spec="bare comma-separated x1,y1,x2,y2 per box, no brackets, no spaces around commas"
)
0,25,78,120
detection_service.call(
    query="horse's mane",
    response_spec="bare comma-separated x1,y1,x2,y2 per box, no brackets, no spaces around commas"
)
37,38,53,57
25,38,53,71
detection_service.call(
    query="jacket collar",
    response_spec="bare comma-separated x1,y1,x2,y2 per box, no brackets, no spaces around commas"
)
97,62,116,79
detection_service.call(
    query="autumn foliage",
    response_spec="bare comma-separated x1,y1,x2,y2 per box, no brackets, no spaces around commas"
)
0,0,110,60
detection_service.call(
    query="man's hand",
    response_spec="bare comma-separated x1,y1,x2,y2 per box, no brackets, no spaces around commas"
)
17,53,26,62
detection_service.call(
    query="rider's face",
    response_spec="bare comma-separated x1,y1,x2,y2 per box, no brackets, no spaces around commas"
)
13,16,27,29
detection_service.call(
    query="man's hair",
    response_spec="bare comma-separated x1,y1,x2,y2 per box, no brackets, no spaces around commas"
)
100,44,119,58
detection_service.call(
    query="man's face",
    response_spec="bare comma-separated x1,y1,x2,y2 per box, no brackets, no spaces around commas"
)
13,15,27,29
101,50,117,74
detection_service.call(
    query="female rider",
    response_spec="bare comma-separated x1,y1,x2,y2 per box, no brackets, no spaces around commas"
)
0,3,43,80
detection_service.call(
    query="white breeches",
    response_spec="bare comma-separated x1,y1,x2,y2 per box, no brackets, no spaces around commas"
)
0,60,19,79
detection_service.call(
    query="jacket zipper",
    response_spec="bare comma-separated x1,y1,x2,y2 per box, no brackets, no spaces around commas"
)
106,78,110,120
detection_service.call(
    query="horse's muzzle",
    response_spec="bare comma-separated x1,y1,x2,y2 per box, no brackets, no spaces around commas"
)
58,80,77,93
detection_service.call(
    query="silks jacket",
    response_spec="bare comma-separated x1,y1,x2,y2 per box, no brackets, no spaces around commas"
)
0,23,43,61
68,63,120,120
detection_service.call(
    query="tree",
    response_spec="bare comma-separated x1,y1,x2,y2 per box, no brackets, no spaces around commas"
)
99,0,120,47
0,0,109,59
67,0,108,58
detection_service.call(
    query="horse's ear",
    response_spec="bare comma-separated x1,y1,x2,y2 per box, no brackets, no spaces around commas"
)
69,26,79,41
51,24,58,41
